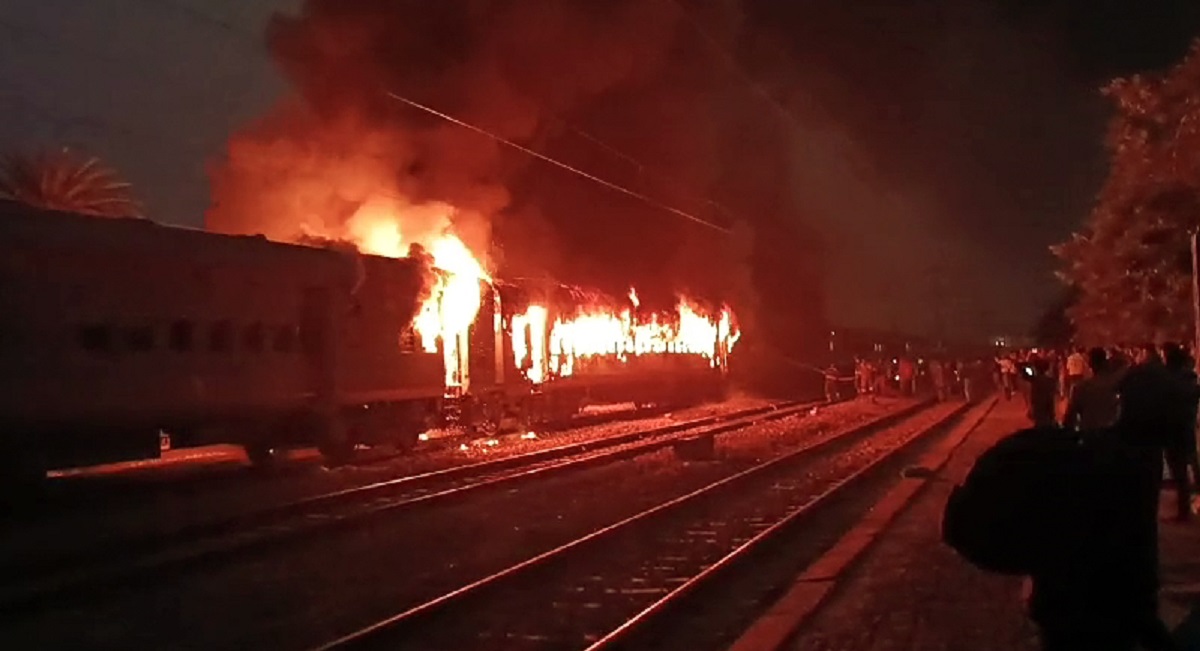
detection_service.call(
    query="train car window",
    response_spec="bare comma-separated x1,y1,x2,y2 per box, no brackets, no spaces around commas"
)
125,326,155,352
169,320,195,352
243,323,265,352
209,320,233,353
273,325,297,353
79,325,113,353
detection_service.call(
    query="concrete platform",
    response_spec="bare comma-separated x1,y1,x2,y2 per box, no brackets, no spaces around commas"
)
728,397,1200,651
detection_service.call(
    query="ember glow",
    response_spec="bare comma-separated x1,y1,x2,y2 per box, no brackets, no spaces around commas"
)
340,196,490,390
511,291,739,384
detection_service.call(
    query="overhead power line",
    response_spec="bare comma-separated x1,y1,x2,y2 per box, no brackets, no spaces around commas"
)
563,123,743,224
384,90,731,234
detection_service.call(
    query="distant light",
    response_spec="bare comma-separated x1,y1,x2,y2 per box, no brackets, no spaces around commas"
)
521,431,538,440
418,433,430,441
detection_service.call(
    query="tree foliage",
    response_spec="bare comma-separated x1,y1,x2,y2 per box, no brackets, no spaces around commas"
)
1032,288,1078,349
1055,41,1200,344
0,148,142,218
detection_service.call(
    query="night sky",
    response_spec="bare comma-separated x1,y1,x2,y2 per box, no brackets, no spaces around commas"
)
2,0,1198,341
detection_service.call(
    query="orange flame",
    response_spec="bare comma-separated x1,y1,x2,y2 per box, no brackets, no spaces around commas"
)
511,290,739,384
338,196,490,389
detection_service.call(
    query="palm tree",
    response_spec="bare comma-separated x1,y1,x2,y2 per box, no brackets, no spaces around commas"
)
0,148,143,218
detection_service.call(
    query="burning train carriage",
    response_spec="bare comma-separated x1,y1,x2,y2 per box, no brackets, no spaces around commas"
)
0,201,742,482
500,280,736,422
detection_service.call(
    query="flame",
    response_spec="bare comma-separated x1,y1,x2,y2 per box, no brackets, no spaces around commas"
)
510,290,739,384
511,305,548,384
340,196,490,389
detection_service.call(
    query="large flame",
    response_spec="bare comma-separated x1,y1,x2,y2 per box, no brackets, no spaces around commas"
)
340,196,490,389
511,289,739,384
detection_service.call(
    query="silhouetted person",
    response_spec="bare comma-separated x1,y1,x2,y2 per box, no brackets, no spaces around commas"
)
823,364,839,403
1027,428,1177,650
898,357,916,396
1065,347,1087,399
1064,347,1120,432
1061,342,1182,650
929,358,947,402
1024,358,1058,428
999,355,1018,400
1163,343,1199,521
1024,344,1181,651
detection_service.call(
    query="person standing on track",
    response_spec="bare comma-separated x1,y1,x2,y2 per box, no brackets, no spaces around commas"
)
823,363,840,403
898,357,916,397
929,358,947,402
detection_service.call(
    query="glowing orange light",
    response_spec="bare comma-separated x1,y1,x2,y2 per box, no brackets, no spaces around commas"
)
332,196,491,389
509,289,739,384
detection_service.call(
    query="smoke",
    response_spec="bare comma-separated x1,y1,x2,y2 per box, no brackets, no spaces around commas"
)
208,0,842,353
208,0,682,269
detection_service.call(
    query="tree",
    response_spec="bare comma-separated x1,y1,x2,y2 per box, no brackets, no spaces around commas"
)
1032,288,1078,349
1054,41,1200,344
0,148,142,218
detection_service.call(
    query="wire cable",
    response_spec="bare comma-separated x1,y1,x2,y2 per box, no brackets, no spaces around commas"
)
384,90,730,234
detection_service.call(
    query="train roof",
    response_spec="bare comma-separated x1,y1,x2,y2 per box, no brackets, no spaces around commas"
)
0,200,426,273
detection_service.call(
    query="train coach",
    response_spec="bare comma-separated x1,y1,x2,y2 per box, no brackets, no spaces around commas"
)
494,281,732,424
0,201,457,481
0,202,734,486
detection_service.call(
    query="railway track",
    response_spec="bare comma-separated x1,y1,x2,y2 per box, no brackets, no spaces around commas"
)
0,399,833,612
30,401,693,516
313,398,968,651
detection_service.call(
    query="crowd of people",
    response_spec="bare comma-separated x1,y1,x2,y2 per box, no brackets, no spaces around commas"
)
834,355,995,404
995,344,1200,521
950,342,1200,650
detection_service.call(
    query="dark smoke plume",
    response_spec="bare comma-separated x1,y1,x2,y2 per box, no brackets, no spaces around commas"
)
208,0,829,356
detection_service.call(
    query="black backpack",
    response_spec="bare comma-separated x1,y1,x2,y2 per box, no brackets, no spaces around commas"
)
942,427,1095,575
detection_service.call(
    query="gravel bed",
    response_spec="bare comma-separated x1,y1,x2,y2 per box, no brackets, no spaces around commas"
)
399,402,963,651
0,397,914,650
0,396,780,566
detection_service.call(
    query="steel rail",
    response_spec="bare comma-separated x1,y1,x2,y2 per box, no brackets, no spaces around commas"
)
583,398,994,651
313,399,944,651
0,399,822,612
